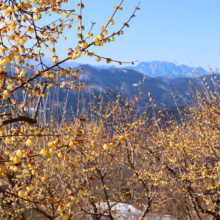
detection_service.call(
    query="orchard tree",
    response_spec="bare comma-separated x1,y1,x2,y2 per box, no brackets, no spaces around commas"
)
0,0,139,126
0,0,141,219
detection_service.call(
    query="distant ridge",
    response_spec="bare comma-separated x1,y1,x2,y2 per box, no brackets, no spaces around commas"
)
53,64,215,111
126,61,208,78
7,61,216,113
28,58,208,79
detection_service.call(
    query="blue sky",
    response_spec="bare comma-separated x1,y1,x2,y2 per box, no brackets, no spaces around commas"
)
39,0,220,70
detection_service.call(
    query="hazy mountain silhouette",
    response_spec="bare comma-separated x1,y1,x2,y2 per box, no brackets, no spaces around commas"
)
6,60,216,118
126,61,208,78
36,58,208,78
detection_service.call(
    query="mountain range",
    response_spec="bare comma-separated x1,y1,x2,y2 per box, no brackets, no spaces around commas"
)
126,61,208,78
35,58,208,79
92,61,208,78
8,60,215,118
50,64,215,115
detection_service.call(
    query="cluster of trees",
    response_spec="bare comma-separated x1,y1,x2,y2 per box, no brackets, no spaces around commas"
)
0,0,219,219
1,74,220,220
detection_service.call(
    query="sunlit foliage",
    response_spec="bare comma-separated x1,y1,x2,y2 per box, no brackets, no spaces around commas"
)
1,0,220,219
